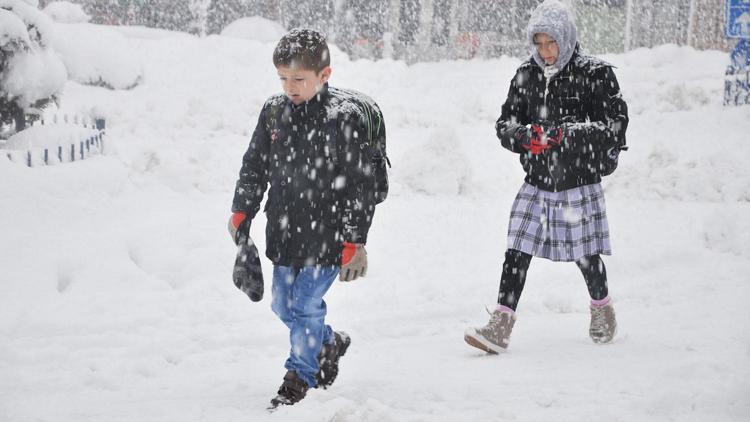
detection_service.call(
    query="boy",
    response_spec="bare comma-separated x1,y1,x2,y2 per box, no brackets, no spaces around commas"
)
464,0,629,353
228,29,384,407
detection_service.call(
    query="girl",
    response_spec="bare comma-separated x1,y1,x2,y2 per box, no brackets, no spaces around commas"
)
465,0,629,354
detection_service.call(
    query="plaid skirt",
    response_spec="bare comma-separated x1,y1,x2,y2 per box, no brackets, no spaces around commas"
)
506,183,611,262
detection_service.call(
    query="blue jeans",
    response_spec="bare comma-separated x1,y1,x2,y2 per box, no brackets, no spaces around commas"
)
271,265,339,387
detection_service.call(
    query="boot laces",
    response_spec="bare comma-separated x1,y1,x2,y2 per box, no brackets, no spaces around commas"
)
591,305,608,329
484,306,507,332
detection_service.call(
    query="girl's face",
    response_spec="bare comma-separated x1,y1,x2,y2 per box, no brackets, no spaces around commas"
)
533,33,559,65
276,66,332,105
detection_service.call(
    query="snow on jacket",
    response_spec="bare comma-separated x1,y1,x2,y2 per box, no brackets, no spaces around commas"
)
496,48,629,192
232,83,376,267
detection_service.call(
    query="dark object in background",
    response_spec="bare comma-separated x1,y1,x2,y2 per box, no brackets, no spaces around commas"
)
397,0,421,45
233,233,264,302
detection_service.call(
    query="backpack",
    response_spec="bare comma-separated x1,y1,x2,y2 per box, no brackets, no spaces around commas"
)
335,88,390,204
264,89,390,204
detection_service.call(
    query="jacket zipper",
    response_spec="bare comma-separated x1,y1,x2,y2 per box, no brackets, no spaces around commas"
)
543,65,559,191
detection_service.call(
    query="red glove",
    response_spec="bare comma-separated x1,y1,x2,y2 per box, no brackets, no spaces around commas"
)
341,242,356,265
522,125,552,155
227,212,250,245
340,242,367,282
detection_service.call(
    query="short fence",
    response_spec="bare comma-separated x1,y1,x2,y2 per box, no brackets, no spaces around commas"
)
3,115,106,167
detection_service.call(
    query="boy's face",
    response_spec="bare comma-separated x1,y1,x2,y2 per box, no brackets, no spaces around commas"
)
277,66,332,105
533,33,559,65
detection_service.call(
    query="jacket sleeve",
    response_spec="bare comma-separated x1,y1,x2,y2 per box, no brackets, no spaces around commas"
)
560,66,628,153
496,68,531,153
231,105,270,216
340,113,376,244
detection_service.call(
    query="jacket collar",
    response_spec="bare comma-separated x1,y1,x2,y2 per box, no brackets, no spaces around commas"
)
289,83,329,114
530,44,580,77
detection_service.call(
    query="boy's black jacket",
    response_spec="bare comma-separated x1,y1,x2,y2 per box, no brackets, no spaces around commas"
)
496,47,629,191
232,84,376,267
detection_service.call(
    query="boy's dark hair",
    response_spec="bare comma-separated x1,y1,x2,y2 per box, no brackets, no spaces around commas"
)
272,29,330,73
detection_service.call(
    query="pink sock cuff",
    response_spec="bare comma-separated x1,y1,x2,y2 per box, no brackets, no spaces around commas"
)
496,304,516,314
591,296,611,307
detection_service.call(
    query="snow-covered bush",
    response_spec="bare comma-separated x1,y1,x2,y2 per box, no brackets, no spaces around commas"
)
0,0,66,135
42,1,90,24
220,16,286,43
50,23,142,90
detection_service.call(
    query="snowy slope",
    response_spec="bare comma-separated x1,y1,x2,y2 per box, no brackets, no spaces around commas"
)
1,22,749,422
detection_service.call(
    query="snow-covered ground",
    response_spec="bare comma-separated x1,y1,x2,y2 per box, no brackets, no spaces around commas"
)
1,21,750,422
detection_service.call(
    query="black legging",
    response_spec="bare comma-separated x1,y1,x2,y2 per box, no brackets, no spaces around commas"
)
497,249,608,311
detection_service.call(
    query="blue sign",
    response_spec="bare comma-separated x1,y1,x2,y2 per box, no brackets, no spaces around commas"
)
727,0,750,38
725,40,750,106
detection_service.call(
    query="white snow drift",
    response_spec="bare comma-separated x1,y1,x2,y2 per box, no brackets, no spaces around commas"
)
1,18,749,422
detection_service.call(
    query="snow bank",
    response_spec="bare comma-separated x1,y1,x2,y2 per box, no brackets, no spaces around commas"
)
5,122,99,150
42,1,90,24
400,127,473,195
3,122,102,165
0,22,749,422
220,16,286,43
50,23,143,89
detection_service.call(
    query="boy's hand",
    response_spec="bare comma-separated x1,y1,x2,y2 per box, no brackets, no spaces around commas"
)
340,242,367,282
228,212,251,245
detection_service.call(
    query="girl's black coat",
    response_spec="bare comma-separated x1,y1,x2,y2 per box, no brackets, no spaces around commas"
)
496,48,629,191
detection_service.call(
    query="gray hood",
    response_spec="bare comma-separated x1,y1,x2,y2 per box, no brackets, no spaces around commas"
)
527,0,578,71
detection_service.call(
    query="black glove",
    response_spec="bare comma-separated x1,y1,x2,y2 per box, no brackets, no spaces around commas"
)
532,120,565,145
543,125,564,146
513,125,533,148
233,232,264,302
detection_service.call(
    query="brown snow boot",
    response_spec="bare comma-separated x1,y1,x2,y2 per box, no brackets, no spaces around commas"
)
589,302,617,344
464,308,516,354
270,371,309,408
